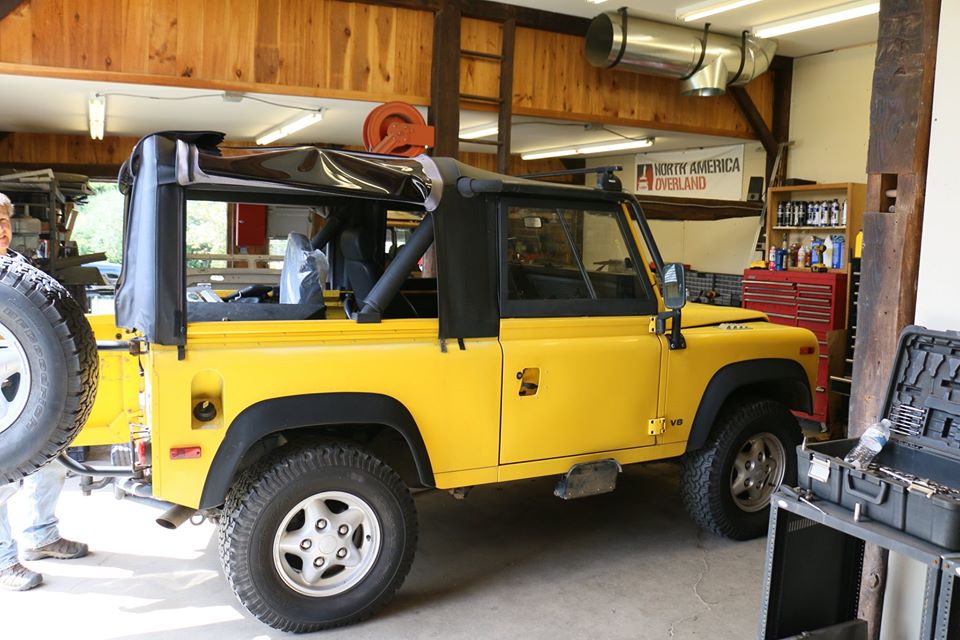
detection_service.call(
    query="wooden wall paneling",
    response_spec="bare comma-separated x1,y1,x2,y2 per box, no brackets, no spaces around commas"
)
0,133,139,178
175,0,205,79
276,0,318,88
119,0,149,74
145,0,179,76
0,1,31,63
200,0,256,83
255,0,281,84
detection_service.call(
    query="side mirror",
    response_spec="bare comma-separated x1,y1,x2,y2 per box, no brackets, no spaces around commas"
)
662,262,686,310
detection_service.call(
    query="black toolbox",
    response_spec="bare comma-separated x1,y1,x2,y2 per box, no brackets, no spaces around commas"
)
798,325,960,550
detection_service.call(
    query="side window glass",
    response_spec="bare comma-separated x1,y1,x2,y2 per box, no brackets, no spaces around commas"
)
580,209,647,300
505,206,648,302
506,208,591,300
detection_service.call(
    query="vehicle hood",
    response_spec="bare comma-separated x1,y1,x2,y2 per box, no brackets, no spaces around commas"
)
680,302,767,329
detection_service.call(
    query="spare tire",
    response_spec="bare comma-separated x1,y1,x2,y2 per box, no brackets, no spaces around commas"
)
0,256,98,483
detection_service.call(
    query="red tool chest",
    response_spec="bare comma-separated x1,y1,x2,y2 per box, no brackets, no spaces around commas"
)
742,270,848,424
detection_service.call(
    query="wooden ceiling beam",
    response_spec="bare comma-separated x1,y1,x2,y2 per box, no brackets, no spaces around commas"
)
0,1,23,21
344,0,591,36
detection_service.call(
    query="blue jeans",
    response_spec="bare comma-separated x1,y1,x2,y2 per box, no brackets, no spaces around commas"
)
0,464,65,570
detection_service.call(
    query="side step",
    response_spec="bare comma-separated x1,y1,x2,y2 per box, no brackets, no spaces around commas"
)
554,459,622,500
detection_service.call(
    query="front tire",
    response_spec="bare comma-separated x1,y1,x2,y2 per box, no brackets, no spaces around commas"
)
680,399,800,540
218,444,418,633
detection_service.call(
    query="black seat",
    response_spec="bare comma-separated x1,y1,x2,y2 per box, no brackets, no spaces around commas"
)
339,227,380,303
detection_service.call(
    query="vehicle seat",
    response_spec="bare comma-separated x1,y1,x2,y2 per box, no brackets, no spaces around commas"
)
340,227,380,303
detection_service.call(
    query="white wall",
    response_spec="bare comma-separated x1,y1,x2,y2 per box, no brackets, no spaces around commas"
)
789,44,876,184
915,1,960,330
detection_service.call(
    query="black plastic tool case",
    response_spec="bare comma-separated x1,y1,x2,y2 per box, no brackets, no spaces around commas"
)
798,326,960,549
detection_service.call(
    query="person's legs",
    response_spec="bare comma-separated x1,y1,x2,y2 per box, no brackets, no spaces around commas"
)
0,481,42,591
0,481,18,570
19,463,87,560
19,463,64,549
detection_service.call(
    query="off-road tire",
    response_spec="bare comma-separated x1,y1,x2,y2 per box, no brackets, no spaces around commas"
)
680,398,801,540
0,256,98,483
218,443,418,633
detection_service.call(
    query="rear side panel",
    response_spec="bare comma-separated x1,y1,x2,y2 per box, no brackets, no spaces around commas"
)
145,319,502,508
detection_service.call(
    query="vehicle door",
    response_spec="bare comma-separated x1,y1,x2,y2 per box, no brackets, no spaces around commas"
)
498,199,662,464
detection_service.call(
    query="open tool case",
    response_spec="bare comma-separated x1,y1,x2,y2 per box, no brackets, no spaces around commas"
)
797,325,960,549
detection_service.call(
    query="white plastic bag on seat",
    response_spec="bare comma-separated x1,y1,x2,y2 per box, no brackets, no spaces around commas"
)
279,233,329,304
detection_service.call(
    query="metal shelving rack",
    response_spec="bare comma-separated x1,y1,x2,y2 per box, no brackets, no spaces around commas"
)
759,488,960,639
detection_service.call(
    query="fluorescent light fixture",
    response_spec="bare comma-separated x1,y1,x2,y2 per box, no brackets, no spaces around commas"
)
256,110,324,145
753,0,879,39
88,95,105,140
585,0,608,4
459,124,499,140
678,0,763,22
521,148,578,161
520,137,654,161
577,138,654,155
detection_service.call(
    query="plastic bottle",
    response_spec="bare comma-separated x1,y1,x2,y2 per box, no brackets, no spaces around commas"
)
843,419,893,470
797,244,807,268
768,246,777,270
833,236,845,269
824,236,834,269
840,200,848,226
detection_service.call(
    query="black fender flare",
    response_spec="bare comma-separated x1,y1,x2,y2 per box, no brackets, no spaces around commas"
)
198,392,434,509
684,359,812,453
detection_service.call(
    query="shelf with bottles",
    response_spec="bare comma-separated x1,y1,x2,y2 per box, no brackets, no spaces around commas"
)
765,182,865,273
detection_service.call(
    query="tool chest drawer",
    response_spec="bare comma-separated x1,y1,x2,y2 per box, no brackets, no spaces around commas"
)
743,270,848,424
798,326,960,549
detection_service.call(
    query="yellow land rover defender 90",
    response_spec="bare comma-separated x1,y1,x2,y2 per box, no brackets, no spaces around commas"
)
0,132,817,632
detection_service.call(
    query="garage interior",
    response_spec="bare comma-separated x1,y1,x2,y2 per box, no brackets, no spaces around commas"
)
0,0,957,638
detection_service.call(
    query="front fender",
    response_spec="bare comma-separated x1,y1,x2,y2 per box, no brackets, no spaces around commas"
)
685,359,812,453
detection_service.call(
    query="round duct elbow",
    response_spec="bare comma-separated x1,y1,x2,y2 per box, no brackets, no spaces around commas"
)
585,12,777,96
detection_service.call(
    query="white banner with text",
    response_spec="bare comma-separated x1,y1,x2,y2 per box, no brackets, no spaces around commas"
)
635,145,744,199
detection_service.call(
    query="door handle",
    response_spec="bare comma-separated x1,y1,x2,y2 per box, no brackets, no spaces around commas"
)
517,368,540,397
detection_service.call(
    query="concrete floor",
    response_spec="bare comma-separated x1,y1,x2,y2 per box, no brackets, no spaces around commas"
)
0,463,767,639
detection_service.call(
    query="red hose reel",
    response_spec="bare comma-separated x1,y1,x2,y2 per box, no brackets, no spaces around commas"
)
362,101,435,157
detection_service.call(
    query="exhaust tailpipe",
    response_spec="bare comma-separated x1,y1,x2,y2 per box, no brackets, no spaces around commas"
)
585,11,777,96
156,504,197,530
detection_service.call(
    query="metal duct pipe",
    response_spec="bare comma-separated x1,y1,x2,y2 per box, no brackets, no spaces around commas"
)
584,11,777,97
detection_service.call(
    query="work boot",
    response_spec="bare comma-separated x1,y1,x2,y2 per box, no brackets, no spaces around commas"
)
0,563,43,591
22,537,88,561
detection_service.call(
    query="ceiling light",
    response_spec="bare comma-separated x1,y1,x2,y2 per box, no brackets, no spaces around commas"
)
256,110,324,145
577,138,654,155
459,124,499,140
585,0,608,4
88,95,105,140
520,137,654,160
678,0,763,22
521,148,578,161
753,0,879,39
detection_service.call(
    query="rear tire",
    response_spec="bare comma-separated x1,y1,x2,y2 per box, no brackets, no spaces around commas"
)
0,257,98,483
680,399,801,540
218,443,418,632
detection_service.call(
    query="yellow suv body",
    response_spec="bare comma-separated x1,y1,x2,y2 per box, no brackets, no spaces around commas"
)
80,133,817,632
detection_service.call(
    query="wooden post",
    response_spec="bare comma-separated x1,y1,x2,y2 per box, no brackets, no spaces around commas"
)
850,1,941,637
422,1,461,277
496,18,516,175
